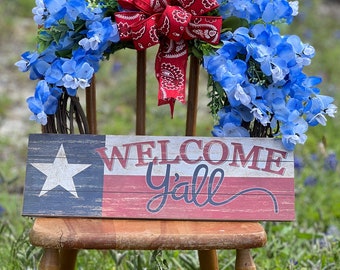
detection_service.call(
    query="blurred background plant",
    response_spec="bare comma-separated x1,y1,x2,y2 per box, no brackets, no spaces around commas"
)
1,0,339,269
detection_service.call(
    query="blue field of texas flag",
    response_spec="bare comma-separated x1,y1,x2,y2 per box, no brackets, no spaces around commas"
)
23,134,106,217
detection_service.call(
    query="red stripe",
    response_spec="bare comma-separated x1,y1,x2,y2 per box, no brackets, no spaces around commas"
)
102,175,294,221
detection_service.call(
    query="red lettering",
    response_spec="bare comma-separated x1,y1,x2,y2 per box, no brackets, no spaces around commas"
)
229,143,264,170
158,140,180,165
180,139,203,164
262,148,287,175
132,141,156,167
203,140,229,165
95,144,133,170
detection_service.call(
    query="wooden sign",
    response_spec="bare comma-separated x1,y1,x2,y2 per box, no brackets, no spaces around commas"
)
23,134,295,221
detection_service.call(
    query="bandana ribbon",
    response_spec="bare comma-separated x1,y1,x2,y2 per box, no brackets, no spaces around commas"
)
115,0,222,116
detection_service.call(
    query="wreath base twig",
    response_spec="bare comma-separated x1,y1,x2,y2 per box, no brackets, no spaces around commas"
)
41,91,89,135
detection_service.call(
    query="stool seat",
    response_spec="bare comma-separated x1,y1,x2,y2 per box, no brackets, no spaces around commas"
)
30,218,266,250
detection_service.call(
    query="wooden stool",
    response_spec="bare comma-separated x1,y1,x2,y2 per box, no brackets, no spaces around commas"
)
28,52,267,269
30,218,266,269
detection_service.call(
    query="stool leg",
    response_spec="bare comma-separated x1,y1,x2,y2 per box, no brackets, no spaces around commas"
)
60,249,78,270
198,250,219,270
39,249,60,270
235,249,256,270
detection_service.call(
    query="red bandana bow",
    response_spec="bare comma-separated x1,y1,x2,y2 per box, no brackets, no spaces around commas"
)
115,0,222,116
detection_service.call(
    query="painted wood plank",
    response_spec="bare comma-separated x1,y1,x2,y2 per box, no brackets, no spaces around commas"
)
22,134,295,221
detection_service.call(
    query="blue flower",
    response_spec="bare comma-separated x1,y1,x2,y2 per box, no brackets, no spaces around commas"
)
203,15,336,150
294,155,304,174
211,106,251,138
17,0,336,144
64,0,87,23
43,0,67,28
55,31,76,51
304,175,317,186
204,56,247,93
75,62,94,88
324,153,338,171
45,59,64,84
27,80,59,125
15,51,39,72
306,95,336,126
218,0,298,24
32,0,47,25
61,60,94,93
281,118,308,150
217,0,261,22
79,36,101,51
260,0,295,24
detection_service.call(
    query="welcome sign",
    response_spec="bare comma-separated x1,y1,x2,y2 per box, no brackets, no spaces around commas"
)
23,134,295,221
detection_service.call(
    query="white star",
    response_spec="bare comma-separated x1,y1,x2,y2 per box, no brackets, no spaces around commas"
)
31,144,91,198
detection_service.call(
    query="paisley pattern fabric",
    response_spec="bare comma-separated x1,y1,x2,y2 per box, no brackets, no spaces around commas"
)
115,0,222,114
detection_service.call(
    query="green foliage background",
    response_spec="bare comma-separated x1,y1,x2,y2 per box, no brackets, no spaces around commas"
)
0,0,339,269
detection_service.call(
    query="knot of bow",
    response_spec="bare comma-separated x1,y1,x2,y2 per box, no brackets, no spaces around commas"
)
115,0,222,115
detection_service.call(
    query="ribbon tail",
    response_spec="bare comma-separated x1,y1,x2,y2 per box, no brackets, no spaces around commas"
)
158,97,176,118
156,39,188,117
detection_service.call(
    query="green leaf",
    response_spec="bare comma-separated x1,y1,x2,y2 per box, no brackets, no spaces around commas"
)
222,16,249,31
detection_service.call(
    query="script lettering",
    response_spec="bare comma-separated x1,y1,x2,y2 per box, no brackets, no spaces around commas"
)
145,162,279,213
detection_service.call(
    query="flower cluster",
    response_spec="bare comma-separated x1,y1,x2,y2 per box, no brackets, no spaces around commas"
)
218,0,298,23
203,0,337,150
16,0,120,125
16,0,336,150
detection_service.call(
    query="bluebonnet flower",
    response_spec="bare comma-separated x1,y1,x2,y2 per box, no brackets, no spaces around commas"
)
303,175,317,186
334,30,340,40
0,205,5,217
294,155,304,174
324,153,338,171
289,258,298,267
326,225,340,239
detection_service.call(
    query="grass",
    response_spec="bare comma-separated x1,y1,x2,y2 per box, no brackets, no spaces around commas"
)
1,0,340,269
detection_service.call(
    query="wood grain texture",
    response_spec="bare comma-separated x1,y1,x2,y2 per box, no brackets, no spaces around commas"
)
29,218,267,250
23,134,295,220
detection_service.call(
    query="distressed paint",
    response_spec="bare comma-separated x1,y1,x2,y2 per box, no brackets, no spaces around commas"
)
23,134,295,221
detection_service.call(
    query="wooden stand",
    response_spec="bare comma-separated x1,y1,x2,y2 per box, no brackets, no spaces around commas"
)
29,51,267,269
31,218,266,269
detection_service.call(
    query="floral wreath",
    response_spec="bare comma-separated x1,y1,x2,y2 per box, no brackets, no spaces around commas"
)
16,0,337,150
